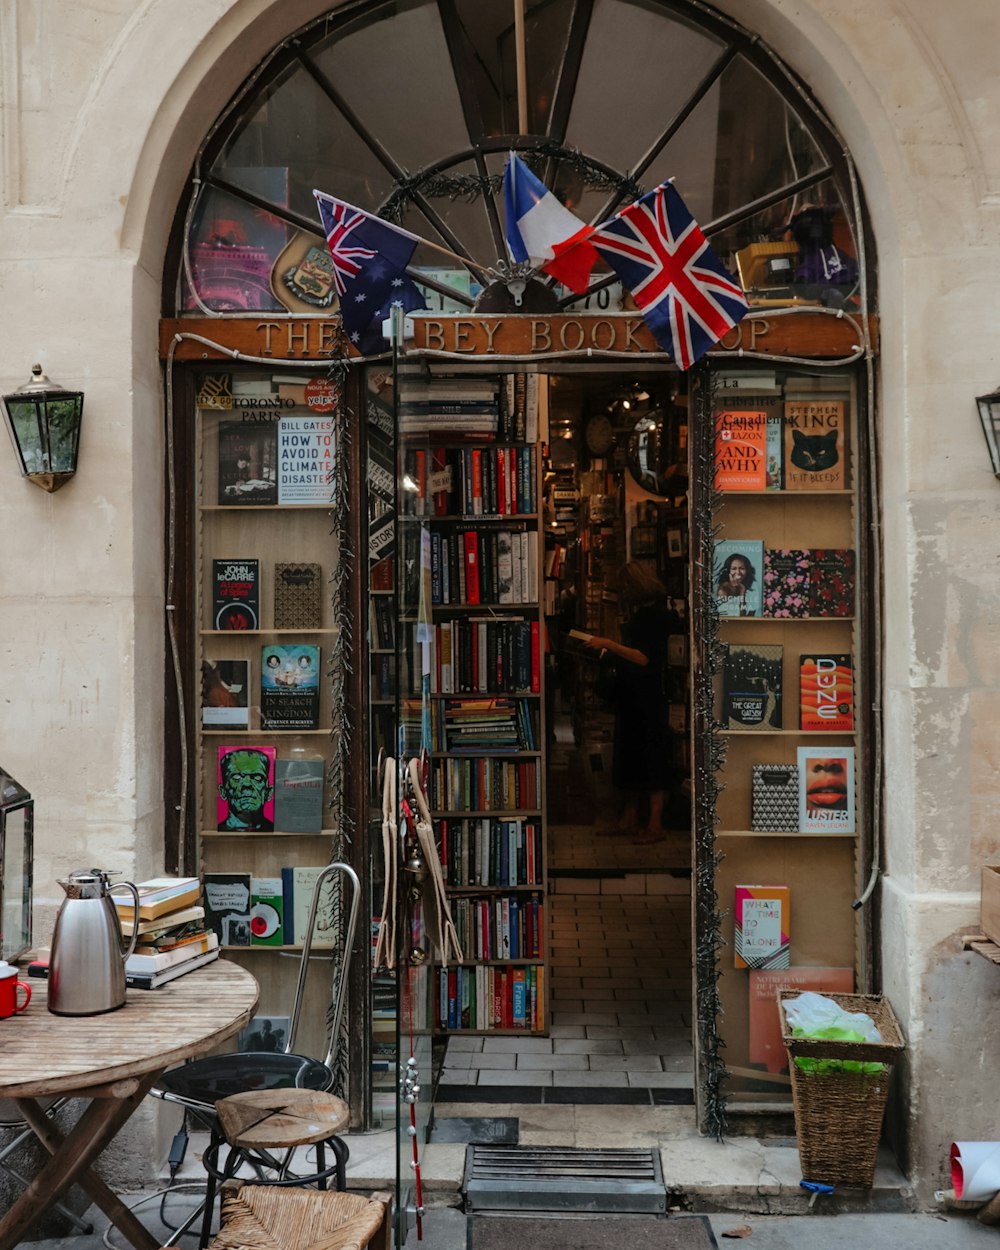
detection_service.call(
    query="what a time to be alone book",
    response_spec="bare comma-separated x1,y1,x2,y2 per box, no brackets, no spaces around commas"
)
734,885,790,970
722,643,783,729
212,559,259,631
261,645,321,730
800,654,854,731
218,421,277,505
784,399,847,491
713,539,764,617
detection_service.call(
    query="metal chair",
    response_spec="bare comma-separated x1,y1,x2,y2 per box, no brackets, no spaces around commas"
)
150,862,361,1245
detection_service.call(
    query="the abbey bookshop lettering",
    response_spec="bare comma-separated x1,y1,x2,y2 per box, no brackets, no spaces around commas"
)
253,315,771,357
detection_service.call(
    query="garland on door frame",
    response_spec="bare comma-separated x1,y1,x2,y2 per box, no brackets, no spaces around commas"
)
691,368,730,1139
324,326,355,1095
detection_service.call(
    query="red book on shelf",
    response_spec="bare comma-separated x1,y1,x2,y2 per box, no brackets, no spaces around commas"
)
496,449,507,514
464,531,481,604
509,454,518,515
500,968,512,1029
471,449,483,516
530,621,541,692
526,823,536,885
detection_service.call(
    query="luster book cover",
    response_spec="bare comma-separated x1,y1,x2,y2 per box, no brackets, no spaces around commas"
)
261,645,321,730
797,745,855,832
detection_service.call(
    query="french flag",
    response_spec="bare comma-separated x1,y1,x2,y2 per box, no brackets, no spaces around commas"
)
503,153,599,295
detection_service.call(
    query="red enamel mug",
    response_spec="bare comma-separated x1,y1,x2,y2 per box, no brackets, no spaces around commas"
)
0,962,31,1017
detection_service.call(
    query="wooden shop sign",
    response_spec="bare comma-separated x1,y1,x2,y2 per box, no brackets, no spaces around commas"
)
160,313,875,363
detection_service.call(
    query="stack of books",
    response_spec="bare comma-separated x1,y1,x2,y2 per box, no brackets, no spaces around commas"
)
114,877,219,989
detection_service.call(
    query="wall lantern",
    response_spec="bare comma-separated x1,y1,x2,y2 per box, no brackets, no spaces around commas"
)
0,766,33,963
975,388,1000,478
1,364,84,491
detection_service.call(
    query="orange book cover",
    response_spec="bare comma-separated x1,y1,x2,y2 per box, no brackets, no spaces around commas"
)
748,967,854,1073
799,653,853,730
714,409,768,490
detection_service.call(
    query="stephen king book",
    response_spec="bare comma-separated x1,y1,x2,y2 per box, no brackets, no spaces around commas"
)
800,654,854,731
783,399,846,490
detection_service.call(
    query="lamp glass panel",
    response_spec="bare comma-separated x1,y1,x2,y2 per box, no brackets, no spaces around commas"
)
42,396,83,473
1,805,29,961
4,396,46,475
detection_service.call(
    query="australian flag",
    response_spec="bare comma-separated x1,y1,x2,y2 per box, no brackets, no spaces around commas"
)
591,181,748,369
314,190,426,355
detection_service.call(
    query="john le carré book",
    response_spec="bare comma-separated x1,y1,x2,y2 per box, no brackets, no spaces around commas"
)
800,654,854,731
713,539,764,617
213,559,259,630
218,421,277,505
722,643,782,729
261,645,321,730
797,745,855,833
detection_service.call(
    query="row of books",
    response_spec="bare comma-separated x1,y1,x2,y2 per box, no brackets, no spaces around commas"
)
211,558,324,632
202,867,336,948
398,375,499,437
407,617,541,696
714,398,848,492
216,415,334,506
749,747,856,833
722,645,853,731
403,445,538,517
438,816,544,888
215,745,325,834
204,646,322,731
433,697,539,753
113,877,216,989
369,595,395,651
428,756,541,813
435,962,544,1032
429,526,538,608
714,542,855,618
448,893,545,962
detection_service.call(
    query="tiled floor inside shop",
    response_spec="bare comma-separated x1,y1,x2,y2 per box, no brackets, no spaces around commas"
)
439,821,693,1100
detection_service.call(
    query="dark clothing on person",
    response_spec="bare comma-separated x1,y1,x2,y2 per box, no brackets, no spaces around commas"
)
612,602,678,793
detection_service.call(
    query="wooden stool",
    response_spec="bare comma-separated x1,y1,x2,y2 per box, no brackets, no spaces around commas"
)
200,1090,352,1248
209,1182,391,1250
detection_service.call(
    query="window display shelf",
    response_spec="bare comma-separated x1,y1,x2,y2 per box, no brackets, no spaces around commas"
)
200,829,336,840
720,729,854,736
201,628,340,636
716,829,857,838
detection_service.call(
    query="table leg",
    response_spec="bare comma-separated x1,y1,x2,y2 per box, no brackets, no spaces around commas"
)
0,1074,162,1250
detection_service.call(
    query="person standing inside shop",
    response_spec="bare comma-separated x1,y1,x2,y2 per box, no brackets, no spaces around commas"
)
585,562,678,844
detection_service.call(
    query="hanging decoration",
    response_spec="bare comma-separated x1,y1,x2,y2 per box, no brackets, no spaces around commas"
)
691,365,730,1139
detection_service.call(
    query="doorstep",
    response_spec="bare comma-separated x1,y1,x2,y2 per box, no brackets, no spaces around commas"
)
178,1118,915,1217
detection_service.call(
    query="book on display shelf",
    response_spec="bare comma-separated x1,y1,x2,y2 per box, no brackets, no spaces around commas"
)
799,654,854,731
201,658,250,728
203,872,252,947
217,744,277,832
249,877,285,948
734,885,791,971
783,399,847,491
276,414,334,505
260,645,321,730
280,865,336,948
797,746,855,833
273,755,325,833
714,408,768,491
713,540,764,618
273,562,322,629
750,765,799,833
218,422,277,505
748,967,854,1073
721,643,783,729
212,559,260,631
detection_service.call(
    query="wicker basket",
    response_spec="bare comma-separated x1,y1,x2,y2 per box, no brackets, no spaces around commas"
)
778,990,905,1188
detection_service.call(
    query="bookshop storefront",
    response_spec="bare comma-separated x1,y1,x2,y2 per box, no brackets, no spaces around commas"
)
7,0,1000,1212
157,0,878,1182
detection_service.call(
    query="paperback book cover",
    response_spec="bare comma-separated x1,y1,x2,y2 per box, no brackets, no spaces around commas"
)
808,548,856,617
273,756,325,833
218,421,277,505
713,540,764,617
797,746,855,833
749,967,854,1073
112,877,201,923
217,744,276,832
212,558,260,630
761,549,810,618
274,562,322,629
238,1014,291,1052
783,399,847,490
276,414,334,505
202,872,252,946
721,643,783,729
734,885,791,970
201,658,250,728
249,877,285,947
750,765,800,832
714,409,768,490
280,865,336,948
261,645,321,730
800,654,854,731
765,415,784,489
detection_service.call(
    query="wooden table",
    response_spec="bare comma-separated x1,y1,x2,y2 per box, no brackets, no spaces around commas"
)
0,959,258,1250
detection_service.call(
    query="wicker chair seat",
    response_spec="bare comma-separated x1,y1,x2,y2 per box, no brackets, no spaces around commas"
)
210,1185,388,1250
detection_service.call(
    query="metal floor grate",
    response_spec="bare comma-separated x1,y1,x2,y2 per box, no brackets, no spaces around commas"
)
464,1145,666,1213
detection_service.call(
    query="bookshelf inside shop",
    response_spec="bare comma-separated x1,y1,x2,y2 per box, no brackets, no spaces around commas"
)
194,370,340,1062
710,367,862,1099
395,366,549,1036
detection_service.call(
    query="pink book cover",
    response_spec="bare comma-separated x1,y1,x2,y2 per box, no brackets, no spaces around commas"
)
734,885,790,970
749,967,855,1073
217,744,276,832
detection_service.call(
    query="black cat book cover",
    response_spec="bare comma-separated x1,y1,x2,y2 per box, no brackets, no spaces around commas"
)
722,643,783,729
783,400,846,490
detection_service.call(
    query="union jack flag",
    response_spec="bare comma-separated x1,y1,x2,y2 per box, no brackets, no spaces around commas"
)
314,190,426,354
591,182,748,369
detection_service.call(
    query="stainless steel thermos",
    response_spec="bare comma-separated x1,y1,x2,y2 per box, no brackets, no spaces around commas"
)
48,869,140,1016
